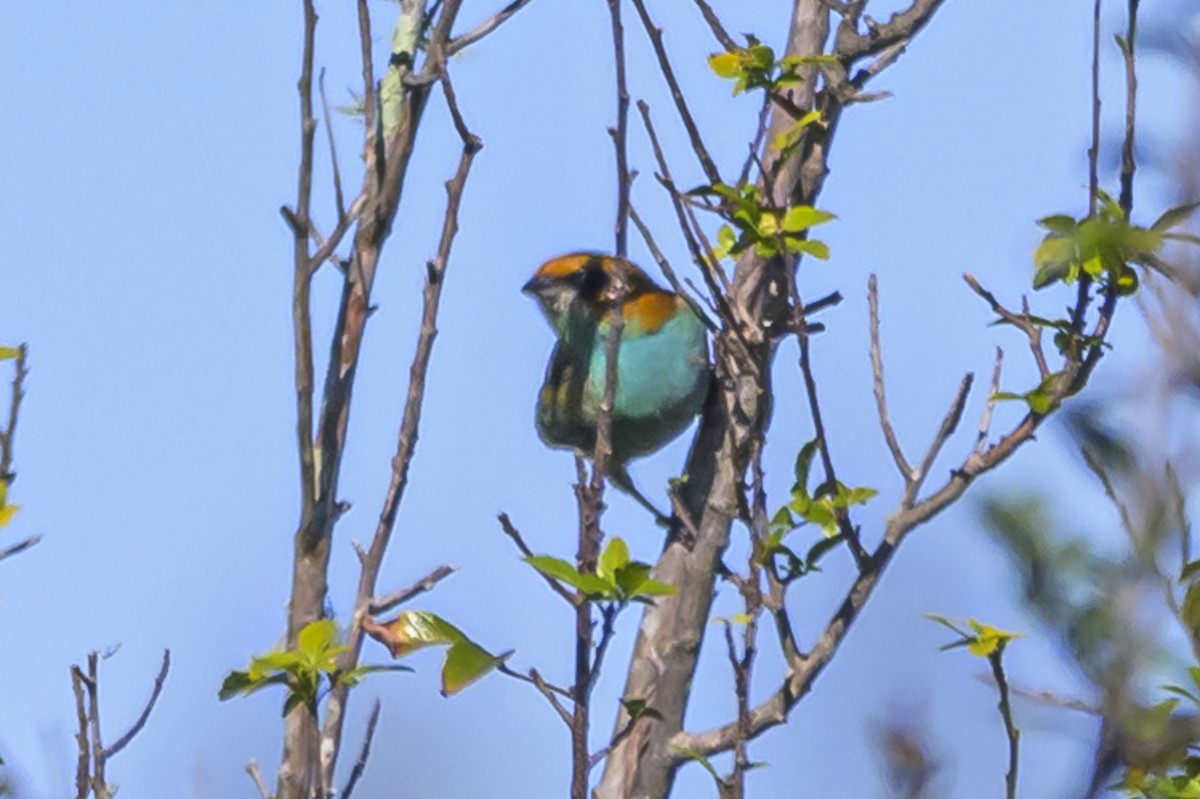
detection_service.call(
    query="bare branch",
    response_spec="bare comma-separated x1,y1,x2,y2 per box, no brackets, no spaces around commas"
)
290,0,319,522
629,203,718,331
905,373,973,507
688,0,738,51
867,275,912,481
71,667,89,799
340,700,381,799
0,534,40,563
368,564,457,615
318,59,480,784
962,274,1049,378
499,664,574,727
629,0,722,187
834,0,946,61
975,348,1004,454
102,649,171,759
447,0,536,56
987,648,1020,799
637,101,748,345
246,760,273,799
497,512,577,604
318,69,347,222
1117,1,1140,214
787,267,869,567
0,343,28,480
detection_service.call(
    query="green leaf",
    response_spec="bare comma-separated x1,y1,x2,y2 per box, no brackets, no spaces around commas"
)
924,613,970,639
0,346,19,361
525,555,613,597
965,618,1023,657
1182,582,1200,632
772,110,823,153
707,52,741,78
621,698,664,721
297,619,339,659
832,483,877,509
781,206,836,233
599,537,631,582
769,506,795,539
1151,200,1200,232
714,224,737,259
804,534,843,570
780,54,840,68
218,669,289,701
630,578,676,597
793,438,820,496
442,641,510,696
786,238,831,260
675,746,724,785
1162,684,1200,706
1037,214,1078,235
1033,259,1073,290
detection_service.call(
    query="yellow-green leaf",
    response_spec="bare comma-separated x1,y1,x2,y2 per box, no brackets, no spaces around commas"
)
965,618,1023,658
707,52,741,78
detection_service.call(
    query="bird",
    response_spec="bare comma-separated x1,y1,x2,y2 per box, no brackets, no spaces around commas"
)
523,252,711,520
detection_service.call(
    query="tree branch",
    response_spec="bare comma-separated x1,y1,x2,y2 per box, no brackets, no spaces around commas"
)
102,650,171,759
867,275,913,480
340,700,381,799
446,0,537,56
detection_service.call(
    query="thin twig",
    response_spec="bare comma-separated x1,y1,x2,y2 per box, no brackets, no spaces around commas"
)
590,712,642,770
0,343,28,480
447,0,536,55
688,0,737,51
102,649,171,759
787,267,869,567
588,605,619,686
905,373,973,506
498,664,574,726
85,653,106,798
368,564,457,615
867,275,913,480
71,667,89,799
1088,0,1102,216
247,760,273,799
987,647,1020,799
1117,0,1139,214
975,348,1004,454
318,69,346,222
497,512,577,604
315,11,476,786
340,700,381,799
0,534,41,563
290,0,318,522
629,203,717,330
629,0,722,187
962,274,1049,378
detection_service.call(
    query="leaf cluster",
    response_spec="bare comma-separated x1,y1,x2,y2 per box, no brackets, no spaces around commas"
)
689,182,834,261
526,537,674,604
761,439,876,581
1033,195,1200,293
219,620,392,716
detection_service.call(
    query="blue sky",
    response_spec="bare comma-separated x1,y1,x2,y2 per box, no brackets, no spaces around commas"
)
0,1,1194,797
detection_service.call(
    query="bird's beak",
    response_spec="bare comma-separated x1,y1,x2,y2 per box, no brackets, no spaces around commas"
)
522,275,551,296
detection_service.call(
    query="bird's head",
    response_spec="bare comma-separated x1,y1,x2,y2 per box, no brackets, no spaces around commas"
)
523,253,660,333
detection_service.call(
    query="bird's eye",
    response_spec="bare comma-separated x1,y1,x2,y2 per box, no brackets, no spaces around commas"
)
577,259,609,300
